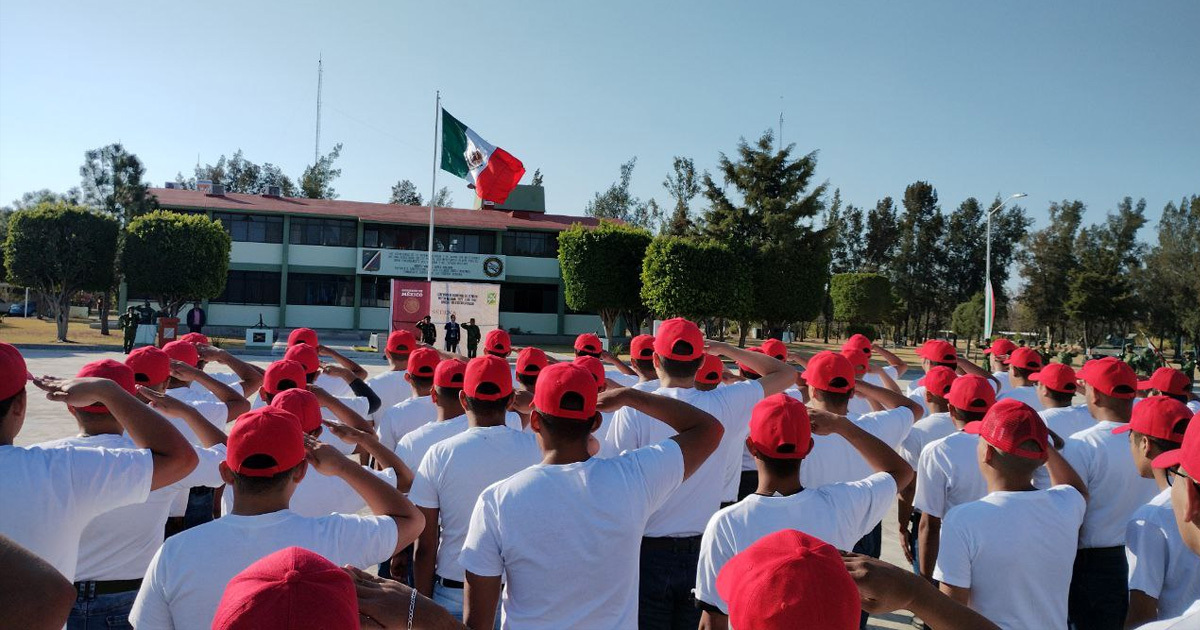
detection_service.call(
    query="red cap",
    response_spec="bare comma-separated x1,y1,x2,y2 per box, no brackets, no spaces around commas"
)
178,332,210,345
283,344,319,375
573,356,606,391
263,360,306,396
760,338,787,362
1006,347,1043,371
270,388,322,433
125,346,171,386
1138,367,1193,397
916,339,958,364
918,366,957,398
533,362,597,421
716,529,859,630
434,358,467,389
516,347,549,377
1114,396,1191,442
983,338,1017,357
841,334,873,356
75,359,137,413
1151,410,1200,472
653,318,704,361
162,340,199,368
574,333,602,355
839,347,869,376
386,330,416,355
1078,357,1137,399
748,394,813,459
464,355,513,401
484,329,511,356
946,374,996,412
213,546,357,630
630,335,656,361
286,328,318,347
226,407,305,476
695,354,724,385
0,343,32,401
406,347,440,379
965,398,1049,460
1029,363,1077,394
803,351,856,394
736,347,765,379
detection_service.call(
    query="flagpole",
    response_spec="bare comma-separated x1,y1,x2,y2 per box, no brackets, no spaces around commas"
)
427,91,440,282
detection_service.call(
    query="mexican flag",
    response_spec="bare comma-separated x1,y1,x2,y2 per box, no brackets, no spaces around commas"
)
440,109,525,204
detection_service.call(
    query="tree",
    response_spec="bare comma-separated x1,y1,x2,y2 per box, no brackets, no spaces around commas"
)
3,189,80,211
830,273,893,323
188,150,299,197
531,168,544,187
432,187,454,208
1140,196,1200,350
122,211,232,318
390,180,423,205
862,197,900,273
1066,197,1147,342
662,157,701,237
825,189,866,274
1019,200,1085,343
641,236,751,324
892,181,946,340
299,143,344,199
3,203,119,341
558,222,652,339
951,293,986,344
585,157,662,230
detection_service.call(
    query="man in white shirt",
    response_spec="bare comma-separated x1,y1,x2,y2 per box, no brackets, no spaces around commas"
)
1063,357,1161,630
1138,367,1200,414
1031,362,1095,438
39,360,227,628
366,330,417,418
396,359,488,471
839,334,909,415
460,359,725,630
995,346,1045,411
1117,396,1200,627
410,354,542,622
915,374,996,581
694,394,914,629
515,347,548,394
695,353,725,392
285,327,371,399
130,406,425,630
284,343,381,417
905,340,1000,414
622,333,662,391
896,365,957,574
1141,410,1200,629
0,344,197,582
982,337,1017,395
180,339,263,402
375,347,442,450
607,319,793,629
481,329,512,358
935,399,1090,629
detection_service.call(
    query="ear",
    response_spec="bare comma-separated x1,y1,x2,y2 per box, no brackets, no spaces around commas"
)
745,439,761,459
293,460,308,483
218,461,235,485
458,389,469,409
1186,476,1200,524
404,373,414,385
588,413,603,434
430,388,439,404
529,410,543,434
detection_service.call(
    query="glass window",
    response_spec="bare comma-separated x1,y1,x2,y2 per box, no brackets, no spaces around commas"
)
213,270,282,305
499,283,558,314
286,273,355,307
362,224,495,254
289,217,357,247
213,212,284,244
360,277,393,308
503,231,559,258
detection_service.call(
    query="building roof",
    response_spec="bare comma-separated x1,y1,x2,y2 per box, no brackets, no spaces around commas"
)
149,188,601,232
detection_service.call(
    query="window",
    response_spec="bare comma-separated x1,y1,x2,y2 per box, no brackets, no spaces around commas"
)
360,277,392,308
503,230,558,258
213,212,284,243
286,273,354,307
362,224,496,254
500,283,558,314
213,270,281,305
289,217,357,247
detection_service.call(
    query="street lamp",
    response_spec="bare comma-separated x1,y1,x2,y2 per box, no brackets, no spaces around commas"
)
984,193,1027,340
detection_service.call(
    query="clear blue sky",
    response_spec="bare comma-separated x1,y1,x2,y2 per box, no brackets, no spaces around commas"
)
2,1,1198,233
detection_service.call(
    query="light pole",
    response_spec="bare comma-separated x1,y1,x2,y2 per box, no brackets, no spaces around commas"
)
984,193,1027,340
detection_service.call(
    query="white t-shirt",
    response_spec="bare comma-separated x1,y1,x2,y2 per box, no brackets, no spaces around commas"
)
992,370,1012,395
396,413,523,471
130,509,398,630
1063,421,1160,548
848,366,899,415
608,381,764,535
1039,405,1095,440
162,400,229,447
250,394,367,456
934,486,1086,630
409,425,542,582
800,407,915,489
170,373,244,404
377,395,437,450
220,466,398,518
907,385,929,415
996,385,1044,412
608,371,640,387
0,443,153,580
913,431,986,519
1126,489,1200,619
695,472,897,613
1189,400,1200,415
898,411,954,470
631,378,661,392
37,434,226,582
460,440,684,630
315,371,353,398
1136,599,1200,630
365,370,412,420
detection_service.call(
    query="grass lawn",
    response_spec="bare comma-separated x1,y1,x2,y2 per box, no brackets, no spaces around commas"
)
0,316,245,349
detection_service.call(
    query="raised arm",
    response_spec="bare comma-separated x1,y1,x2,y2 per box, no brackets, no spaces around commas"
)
871,343,909,378
843,552,999,630
808,408,914,490
708,340,792,396
855,379,925,421
867,363,902,393
139,386,227,447
597,387,723,481
321,365,383,415
1044,443,1089,503
956,356,1001,391
323,421,415,493
600,350,636,376
317,344,368,380
169,360,250,421
310,385,374,433
197,344,263,397
786,349,815,368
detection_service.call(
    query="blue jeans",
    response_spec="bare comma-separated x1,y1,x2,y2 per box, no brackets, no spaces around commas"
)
1068,546,1128,630
434,582,501,630
183,487,214,529
638,539,702,630
68,588,136,630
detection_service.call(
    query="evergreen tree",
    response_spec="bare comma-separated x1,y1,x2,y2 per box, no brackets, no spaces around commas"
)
1066,197,1147,343
892,181,945,340
1019,200,1085,343
862,197,900,273
299,143,344,199
662,157,701,236
585,157,661,230
389,179,423,205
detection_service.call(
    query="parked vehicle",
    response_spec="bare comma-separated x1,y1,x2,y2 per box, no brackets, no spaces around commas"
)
8,301,36,317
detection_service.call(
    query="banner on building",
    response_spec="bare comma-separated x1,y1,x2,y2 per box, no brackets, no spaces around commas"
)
389,280,432,336
390,280,500,334
361,248,506,282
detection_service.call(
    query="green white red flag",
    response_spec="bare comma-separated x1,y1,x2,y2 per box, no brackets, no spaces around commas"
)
440,109,525,204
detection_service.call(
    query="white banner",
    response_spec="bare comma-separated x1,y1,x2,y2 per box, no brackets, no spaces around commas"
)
429,281,501,330
359,248,506,281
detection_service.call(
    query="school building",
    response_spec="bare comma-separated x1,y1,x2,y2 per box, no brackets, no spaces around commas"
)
147,185,605,338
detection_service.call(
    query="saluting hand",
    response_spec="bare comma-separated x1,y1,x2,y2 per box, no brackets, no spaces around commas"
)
33,376,117,408
168,359,204,383
137,386,191,416
304,434,351,476
595,387,629,413
322,420,375,446
807,407,848,436
841,552,922,614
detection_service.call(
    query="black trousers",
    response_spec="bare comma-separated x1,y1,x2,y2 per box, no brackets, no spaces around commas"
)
1068,546,1128,630
737,469,758,501
852,522,884,630
466,343,478,358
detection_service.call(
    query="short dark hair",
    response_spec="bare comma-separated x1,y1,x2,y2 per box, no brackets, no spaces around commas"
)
1161,392,1190,404
516,374,538,391
75,408,115,424
949,407,988,423
410,376,434,390
660,355,703,379
434,386,464,403
1132,429,1183,456
230,459,302,495
464,392,512,416
632,359,655,375
757,452,802,478
816,389,852,407
537,411,596,443
989,445,1043,477
0,391,21,418
575,350,600,359
387,350,411,362
1012,367,1035,380
933,360,957,369
1045,388,1075,405
926,393,949,408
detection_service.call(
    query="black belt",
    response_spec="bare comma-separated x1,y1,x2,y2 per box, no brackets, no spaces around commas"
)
435,575,464,589
74,579,142,596
641,535,703,553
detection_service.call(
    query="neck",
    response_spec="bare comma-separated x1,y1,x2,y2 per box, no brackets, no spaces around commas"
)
929,404,950,415
436,406,466,423
78,422,122,437
986,473,1035,493
812,399,849,416
658,375,694,389
468,411,506,428
414,387,434,398
755,472,803,496
1089,401,1131,423
1152,467,1169,491
1011,376,1031,387
230,494,290,516
540,441,591,466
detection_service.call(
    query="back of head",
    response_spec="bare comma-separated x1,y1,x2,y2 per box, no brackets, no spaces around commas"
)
226,407,306,495
269,389,322,434
463,355,513,418
385,330,416,362
516,347,548,391
946,374,996,422
162,340,200,369
286,327,318,347
1029,363,1078,407
572,356,607,392
126,346,171,389
74,359,137,416
212,546,356,630
533,362,599,442
574,333,602,357
967,399,1049,478
1079,357,1137,414
805,351,855,408
262,360,307,398
917,339,958,368
406,347,441,391
653,318,704,380
749,394,812,478
0,343,30,422
483,329,512,357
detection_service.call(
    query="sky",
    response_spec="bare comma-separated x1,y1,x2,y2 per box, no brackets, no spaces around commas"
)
1,1,1198,235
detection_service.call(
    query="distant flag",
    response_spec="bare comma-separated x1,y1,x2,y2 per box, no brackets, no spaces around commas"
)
440,109,525,205
983,279,995,339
